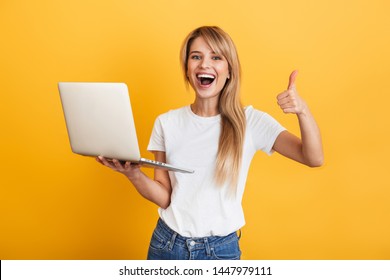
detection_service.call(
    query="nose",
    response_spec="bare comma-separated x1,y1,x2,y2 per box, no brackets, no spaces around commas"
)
200,58,211,69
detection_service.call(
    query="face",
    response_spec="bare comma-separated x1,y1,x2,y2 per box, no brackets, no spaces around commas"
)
186,36,230,101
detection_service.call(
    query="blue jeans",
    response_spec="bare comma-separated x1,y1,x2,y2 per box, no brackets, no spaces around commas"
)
147,218,241,260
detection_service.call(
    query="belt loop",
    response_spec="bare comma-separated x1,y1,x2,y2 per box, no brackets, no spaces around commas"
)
204,237,211,256
168,232,177,251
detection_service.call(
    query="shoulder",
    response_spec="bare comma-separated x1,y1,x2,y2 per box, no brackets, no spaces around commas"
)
244,105,268,122
153,106,191,129
244,105,283,129
156,106,189,121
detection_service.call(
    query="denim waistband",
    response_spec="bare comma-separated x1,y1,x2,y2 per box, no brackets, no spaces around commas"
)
155,218,239,250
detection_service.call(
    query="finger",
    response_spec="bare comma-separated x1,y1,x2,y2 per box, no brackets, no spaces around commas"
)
278,99,290,107
279,98,297,109
287,69,298,90
277,91,290,101
279,102,293,110
103,157,122,170
98,156,111,166
279,101,291,109
125,161,139,169
277,90,296,105
112,159,124,170
282,107,298,114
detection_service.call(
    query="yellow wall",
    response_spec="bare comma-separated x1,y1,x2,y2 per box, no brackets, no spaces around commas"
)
1,0,389,259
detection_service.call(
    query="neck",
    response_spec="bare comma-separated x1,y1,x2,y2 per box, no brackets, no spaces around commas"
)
191,99,219,117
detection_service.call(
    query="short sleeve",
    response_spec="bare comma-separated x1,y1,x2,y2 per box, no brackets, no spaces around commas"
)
246,106,286,155
147,117,166,152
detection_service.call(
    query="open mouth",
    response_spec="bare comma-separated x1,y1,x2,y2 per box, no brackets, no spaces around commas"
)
197,74,215,86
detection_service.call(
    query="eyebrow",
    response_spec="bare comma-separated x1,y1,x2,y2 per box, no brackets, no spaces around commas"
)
189,50,217,55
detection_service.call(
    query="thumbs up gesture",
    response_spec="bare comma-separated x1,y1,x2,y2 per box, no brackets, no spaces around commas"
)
277,70,307,115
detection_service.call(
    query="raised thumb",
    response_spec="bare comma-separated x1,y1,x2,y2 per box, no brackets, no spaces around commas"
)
287,70,298,90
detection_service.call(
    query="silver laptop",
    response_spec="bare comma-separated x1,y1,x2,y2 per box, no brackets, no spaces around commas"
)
58,82,194,174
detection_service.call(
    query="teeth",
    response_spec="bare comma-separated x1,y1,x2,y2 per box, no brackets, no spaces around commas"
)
197,74,215,79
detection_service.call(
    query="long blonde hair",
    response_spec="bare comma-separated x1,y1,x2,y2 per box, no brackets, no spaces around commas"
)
180,26,246,193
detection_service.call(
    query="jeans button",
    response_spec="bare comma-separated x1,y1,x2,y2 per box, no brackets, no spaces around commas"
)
189,240,195,246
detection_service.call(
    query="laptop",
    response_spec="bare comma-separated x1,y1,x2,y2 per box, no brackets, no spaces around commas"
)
58,82,194,174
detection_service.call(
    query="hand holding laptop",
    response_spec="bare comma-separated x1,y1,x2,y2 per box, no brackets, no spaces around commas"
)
96,156,142,178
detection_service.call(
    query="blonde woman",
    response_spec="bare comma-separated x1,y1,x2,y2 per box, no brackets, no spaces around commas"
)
96,26,323,260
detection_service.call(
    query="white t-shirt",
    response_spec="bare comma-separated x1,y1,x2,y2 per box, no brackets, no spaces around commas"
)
147,105,285,237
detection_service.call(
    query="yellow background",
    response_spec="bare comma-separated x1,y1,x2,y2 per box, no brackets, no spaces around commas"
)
1,0,389,260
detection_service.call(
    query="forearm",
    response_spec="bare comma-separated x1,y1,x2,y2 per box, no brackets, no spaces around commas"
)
96,156,172,208
127,171,171,209
275,70,324,167
297,107,324,167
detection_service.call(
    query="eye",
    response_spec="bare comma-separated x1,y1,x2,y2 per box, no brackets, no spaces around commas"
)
212,56,222,60
191,55,201,60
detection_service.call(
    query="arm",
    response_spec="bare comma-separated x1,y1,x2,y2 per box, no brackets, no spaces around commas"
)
96,151,172,208
273,70,324,167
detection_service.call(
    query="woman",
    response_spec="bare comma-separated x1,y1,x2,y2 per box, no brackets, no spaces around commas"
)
96,26,323,260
